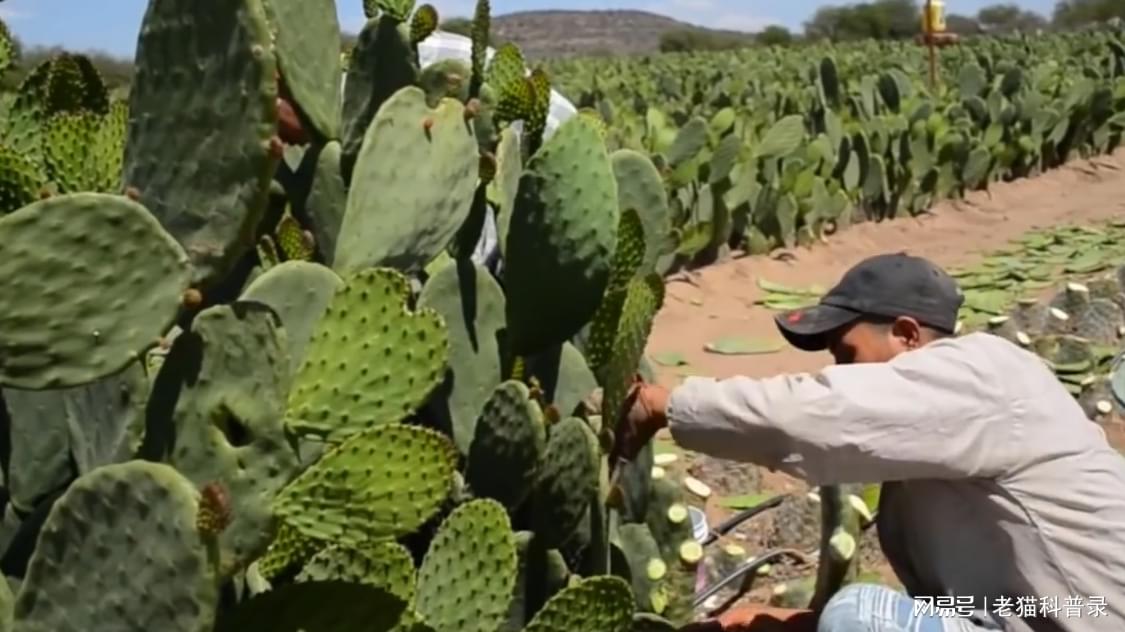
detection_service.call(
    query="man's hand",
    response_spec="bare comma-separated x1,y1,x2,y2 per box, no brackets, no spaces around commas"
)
610,377,670,464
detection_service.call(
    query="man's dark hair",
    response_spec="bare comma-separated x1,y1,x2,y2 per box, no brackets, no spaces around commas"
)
856,314,954,340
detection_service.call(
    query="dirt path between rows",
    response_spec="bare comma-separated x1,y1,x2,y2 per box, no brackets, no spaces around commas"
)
647,149,1125,385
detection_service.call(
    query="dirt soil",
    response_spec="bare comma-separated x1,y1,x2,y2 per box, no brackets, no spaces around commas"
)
644,148,1125,614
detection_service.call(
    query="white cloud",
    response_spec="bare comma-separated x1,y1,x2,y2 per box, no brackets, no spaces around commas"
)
0,3,33,21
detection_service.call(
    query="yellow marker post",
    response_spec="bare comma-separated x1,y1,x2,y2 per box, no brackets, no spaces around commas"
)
922,0,946,90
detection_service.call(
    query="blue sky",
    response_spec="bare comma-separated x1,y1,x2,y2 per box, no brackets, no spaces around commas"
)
0,0,1059,58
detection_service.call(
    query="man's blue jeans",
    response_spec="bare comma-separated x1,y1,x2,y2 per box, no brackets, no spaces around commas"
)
819,584,1003,632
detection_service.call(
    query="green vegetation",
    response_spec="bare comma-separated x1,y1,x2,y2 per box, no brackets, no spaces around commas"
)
545,21,1125,271
658,28,757,54
1054,0,1125,29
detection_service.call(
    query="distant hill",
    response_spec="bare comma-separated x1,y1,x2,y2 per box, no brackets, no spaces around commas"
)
488,10,757,59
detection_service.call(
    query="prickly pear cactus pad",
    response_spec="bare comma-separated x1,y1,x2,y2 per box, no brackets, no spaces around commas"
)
2,388,74,512
296,541,417,604
123,0,279,287
256,522,322,580
417,261,507,454
162,302,300,575
641,477,694,624
615,440,654,524
587,209,646,377
0,575,11,632
522,342,600,419
0,146,46,216
263,0,341,141
613,523,667,613
275,210,314,261
12,461,217,632
43,107,126,194
409,4,438,44
602,274,665,430
334,87,480,273
465,380,546,510
305,141,347,265
0,193,191,389
0,18,12,74
59,360,149,476
419,59,472,107
523,575,634,632
489,128,522,256
240,261,344,373
611,150,670,270
339,15,419,177
505,530,570,630
273,423,457,547
504,115,619,355
4,363,148,511
37,53,110,116
286,268,448,441
531,417,601,548
631,613,677,632
215,581,409,632
416,499,518,632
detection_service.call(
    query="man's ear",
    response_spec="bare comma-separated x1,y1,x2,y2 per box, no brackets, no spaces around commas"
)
890,316,924,348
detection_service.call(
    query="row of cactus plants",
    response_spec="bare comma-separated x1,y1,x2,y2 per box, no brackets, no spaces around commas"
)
544,24,1125,271
0,0,862,629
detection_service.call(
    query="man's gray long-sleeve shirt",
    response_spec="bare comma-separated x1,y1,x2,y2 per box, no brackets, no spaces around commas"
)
666,332,1125,631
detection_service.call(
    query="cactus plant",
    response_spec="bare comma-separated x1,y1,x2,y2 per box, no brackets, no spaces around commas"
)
414,499,518,632
239,260,345,372
122,0,280,288
11,0,1044,626
284,267,448,441
12,461,218,632
272,423,458,546
156,302,301,575
464,381,547,510
417,261,508,453
334,87,480,273
505,115,619,356
263,0,342,142
0,193,191,389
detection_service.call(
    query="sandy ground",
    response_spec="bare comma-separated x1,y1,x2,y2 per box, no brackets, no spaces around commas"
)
648,148,1125,385
645,149,1125,612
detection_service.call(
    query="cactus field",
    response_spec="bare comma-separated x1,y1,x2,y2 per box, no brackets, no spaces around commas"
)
543,24,1125,270
3,0,1125,630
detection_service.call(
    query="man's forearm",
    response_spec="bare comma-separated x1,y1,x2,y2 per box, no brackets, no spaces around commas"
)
660,343,1017,486
665,375,806,474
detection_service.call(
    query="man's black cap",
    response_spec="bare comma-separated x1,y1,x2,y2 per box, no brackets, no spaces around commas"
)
774,253,964,351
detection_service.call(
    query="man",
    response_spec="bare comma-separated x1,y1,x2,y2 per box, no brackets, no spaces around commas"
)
279,30,578,268
616,253,1125,632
